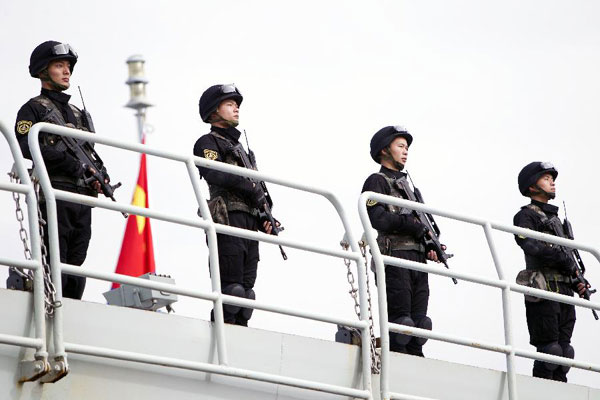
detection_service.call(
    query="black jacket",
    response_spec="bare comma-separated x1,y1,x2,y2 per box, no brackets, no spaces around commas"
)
193,126,259,210
361,166,426,238
15,88,84,178
513,200,573,273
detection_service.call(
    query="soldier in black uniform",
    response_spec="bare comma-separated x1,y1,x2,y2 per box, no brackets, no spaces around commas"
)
361,126,439,356
13,41,100,300
514,161,587,382
194,84,274,326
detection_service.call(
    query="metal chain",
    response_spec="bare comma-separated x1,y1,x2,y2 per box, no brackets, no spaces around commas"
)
8,172,35,281
8,170,59,316
34,181,59,316
340,240,381,374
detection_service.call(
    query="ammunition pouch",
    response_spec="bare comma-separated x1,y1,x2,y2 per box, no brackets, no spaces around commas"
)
516,269,547,302
198,196,230,225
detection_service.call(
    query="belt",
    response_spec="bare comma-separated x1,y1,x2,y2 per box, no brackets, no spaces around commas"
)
543,273,572,284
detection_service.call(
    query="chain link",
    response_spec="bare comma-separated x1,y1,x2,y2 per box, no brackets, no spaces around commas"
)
8,170,59,316
341,239,381,374
34,180,59,316
8,172,34,281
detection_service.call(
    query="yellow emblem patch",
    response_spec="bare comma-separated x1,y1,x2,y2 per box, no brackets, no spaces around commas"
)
203,149,218,160
16,120,33,135
366,199,378,207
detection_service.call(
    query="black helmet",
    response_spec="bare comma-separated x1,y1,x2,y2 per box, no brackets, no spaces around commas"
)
369,125,413,163
518,161,558,196
199,84,243,123
29,41,78,78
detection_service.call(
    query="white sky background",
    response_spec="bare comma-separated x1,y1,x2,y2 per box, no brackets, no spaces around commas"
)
1,0,600,390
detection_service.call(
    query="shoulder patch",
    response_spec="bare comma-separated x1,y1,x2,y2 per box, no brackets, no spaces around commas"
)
203,149,218,161
16,120,32,135
366,199,378,207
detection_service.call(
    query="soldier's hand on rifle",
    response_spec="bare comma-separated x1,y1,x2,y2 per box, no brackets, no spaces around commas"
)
426,250,439,262
82,163,108,194
575,281,591,298
262,219,280,235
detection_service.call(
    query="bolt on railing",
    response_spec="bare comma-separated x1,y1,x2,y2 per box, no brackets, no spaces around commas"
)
358,191,600,400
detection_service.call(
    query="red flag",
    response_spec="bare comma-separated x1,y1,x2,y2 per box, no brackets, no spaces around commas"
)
112,151,156,288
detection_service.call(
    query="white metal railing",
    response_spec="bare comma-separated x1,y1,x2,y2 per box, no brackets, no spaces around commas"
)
358,191,600,400
21,122,373,398
0,121,49,381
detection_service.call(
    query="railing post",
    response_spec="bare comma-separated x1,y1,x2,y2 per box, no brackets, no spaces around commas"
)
0,121,50,381
185,158,228,365
357,193,391,400
331,194,373,397
482,222,518,400
27,123,69,382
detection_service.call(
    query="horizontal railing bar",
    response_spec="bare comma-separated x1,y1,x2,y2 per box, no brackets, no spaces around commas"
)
65,342,371,399
514,348,600,373
362,192,600,262
0,181,30,195
381,256,600,312
21,124,352,207
54,189,361,263
0,258,40,270
390,392,439,400
388,322,600,373
0,333,43,349
61,264,367,329
388,323,511,354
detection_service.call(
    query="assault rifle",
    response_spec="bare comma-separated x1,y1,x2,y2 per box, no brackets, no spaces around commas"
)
544,204,598,320
42,106,127,218
395,175,458,284
230,142,287,260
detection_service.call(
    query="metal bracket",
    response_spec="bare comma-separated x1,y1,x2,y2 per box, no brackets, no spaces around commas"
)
18,359,50,382
40,358,69,383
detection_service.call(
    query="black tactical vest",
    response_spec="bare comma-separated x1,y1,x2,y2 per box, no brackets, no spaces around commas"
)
375,173,425,253
32,95,92,188
32,95,88,132
524,204,567,278
207,131,258,216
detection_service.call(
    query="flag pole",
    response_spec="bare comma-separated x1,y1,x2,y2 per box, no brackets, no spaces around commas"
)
110,56,157,289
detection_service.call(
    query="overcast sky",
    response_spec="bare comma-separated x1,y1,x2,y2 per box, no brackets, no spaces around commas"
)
1,0,600,389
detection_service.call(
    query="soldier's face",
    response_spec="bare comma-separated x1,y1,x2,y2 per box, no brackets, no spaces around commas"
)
46,59,71,90
216,99,239,124
534,173,555,196
386,136,409,167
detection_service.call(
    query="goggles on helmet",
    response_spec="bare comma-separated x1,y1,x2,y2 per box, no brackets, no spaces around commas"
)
221,84,241,95
52,43,77,58
540,161,554,170
393,125,408,133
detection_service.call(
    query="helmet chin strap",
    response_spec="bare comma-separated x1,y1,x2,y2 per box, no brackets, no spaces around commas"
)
381,151,405,171
39,69,68,91
533,184,556,200
393,160,405,171
213,112,239,128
